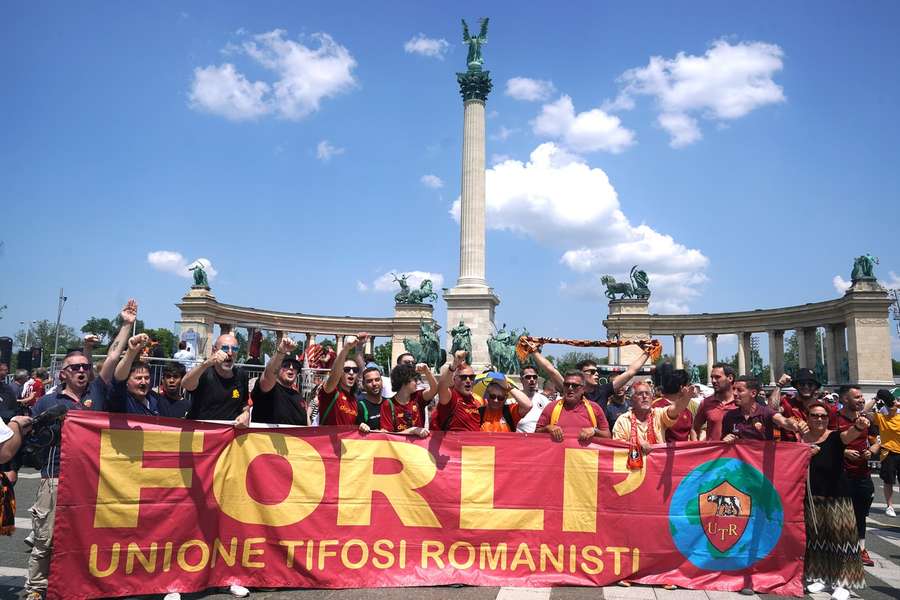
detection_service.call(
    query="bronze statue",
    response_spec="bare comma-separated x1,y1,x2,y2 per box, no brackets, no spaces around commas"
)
189,263,210,289
462,18,488,71
450,320,472,356
602,265,651,300
850,254,879,281
393,274,438,304
403,321,443,370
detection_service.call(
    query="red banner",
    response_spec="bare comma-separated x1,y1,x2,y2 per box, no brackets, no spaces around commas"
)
49,412,809,599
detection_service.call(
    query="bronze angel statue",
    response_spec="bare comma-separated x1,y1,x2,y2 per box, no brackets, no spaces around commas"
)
462,18,489,70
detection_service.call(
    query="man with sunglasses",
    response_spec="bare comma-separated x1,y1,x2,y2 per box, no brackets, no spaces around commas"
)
480,378,532,432
515,365,551,433
249,336,307,426
183,333,250,427
535,371,610,442
318,333,368,426
770,368,830,442
24,300,138,600
435,350,482,431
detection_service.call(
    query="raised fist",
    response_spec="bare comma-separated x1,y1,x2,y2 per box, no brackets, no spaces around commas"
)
453,350,468,366
356,332,369,346
128,334,149,351
120,299,138,325
415,363,429,374
855,416,870,431
777,373,792,387
83,334,101,346
277,337,298,354
210,349,228,366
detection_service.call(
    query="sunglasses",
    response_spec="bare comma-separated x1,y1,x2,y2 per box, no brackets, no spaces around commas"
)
343,367,359,374
522,374,538,380
486,393,506,401
808,414,829,419
218,345,240,353
582,368,598,375
796,381,817,388
457,374,475,381
563,382,583,390
66,363,92,372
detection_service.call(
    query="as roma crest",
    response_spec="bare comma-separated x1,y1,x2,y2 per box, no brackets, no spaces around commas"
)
699,481,752,553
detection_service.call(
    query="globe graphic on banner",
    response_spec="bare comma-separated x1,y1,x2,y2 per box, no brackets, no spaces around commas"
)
668,458,784,571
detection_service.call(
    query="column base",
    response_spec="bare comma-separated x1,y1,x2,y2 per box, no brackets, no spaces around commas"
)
444,286,500,370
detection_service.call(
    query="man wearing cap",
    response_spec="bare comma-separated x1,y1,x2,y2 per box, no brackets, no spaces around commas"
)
479,376,532,432
873,388,900,517
249,336,307,426
770,368,829,442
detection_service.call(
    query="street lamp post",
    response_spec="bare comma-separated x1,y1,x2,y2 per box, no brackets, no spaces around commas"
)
53,288,68,358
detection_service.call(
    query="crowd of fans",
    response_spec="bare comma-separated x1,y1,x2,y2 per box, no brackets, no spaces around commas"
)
0,300,898,600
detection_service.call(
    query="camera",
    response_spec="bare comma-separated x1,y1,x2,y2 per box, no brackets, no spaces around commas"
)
16,404,68,470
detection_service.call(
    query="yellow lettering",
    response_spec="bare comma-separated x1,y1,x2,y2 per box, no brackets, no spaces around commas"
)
279,540,303,568
338,440,440,528
305,538,314,570
612,448,647,496
125,542,157,575
562,448,598,532
89,543,120,578
448,541,476,570
318,540,338,571
606,546,628,576
212,538,237,567
728,524,738,536
569,544,577,573
631,547,640,573
94,430,203,528
421,540,445,568
213,433,325,527
177,540,210,573
242,537,266,568
399,539,407,568
340,539,369,569
460,447,543,530
580,545,604,575
162,541,173,572
539,544,564,573
479,543,507,570
372,539,395,569
707,521,717,534
510,543,536,571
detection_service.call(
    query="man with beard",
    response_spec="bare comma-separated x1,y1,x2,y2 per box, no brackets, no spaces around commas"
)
693,363,737,441
770,368,827,441
515,365,551,433
535,371,610,442
611,371,693,457
24,300,138,600
722,377,805,442
318,333,368,426
183,333,250,428
435,351,481,431
356,366,387,433
249,336,307,426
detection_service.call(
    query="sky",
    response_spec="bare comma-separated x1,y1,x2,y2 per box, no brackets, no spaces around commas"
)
2,1,899,364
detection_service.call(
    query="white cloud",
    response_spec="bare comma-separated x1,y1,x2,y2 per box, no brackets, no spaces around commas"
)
883,271,900,289
420,174,444,189
189,29,357,121
613,39,785,147
316,140,345,161
833,275,851,295
147,251,218,280
490,125,518,141
532,95,635,154
491,153,512,165
404,34,450,59
359,270,445,293
505,77,556,102
450,143,708,312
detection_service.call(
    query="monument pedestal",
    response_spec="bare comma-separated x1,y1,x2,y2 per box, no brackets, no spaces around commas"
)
175,287,217,358
844,278,894,389
391,303,436,365
444,286,499,370
606,299,651,366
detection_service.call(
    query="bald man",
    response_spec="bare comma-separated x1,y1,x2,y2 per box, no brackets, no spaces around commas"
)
182,333,250,426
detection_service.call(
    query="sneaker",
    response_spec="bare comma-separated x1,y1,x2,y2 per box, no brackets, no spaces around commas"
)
662,584,677,590
24,593,43,600
617,581,632,587
831,587,850,600
163,594,181,600
860,549,875,566
886,506,896,517
229,584,250,598
807,582,827,593
739,588,755,595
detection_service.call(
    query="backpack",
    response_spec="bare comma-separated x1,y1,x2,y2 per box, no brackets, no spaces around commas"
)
478,404,516,431
549,399,597,428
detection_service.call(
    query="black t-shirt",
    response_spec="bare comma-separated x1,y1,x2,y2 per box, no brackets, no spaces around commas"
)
585,382,614,409
158,393,191,419
355,395,384,430
186,367,248,420
250,381,308,426
808,430,850,498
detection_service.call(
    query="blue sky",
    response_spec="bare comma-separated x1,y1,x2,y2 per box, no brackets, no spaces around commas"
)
2,1,899,363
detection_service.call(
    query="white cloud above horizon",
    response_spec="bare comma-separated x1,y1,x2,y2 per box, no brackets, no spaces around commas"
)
404,34,450,59
451,143,708,313
532,95,635,154
833,275,851,295
147,251,218,280
420,174,444,189
316,140,345,161
609,39,785,147
358,270,445,293
189,29,357,121
506,77,556,102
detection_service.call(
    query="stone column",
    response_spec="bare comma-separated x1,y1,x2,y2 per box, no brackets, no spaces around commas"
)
824,325,839,385
608,333,619,366
846,316,894,386
834,324,848,382
364,336,374,355
767,330,784,385
705,334,718,384
673,334,684,369
305,332,316,349
218,323,233,335
736,332,748,376
798,327,818,370
335,335,344,355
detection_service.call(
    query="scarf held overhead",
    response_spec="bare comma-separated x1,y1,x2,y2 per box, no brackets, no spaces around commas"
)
515,336,663,363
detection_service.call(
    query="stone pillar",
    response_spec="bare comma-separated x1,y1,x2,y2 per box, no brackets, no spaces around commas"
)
824,325,839,385
767,330,784,385
846,316,894,386
364,336,374,355
834,324,848,382
306,332,316,349
737,332,751,376
218,323,233,335
606,300,651,367
608,333,619,366
392,303,436,366
798,327,817,370
673,334,684,369
705,334,718,384
336,335,344,355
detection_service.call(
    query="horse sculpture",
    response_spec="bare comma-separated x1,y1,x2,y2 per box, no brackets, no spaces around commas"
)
394,274,438,304
600,275,634,300
602,265,651,300
403,321,444,370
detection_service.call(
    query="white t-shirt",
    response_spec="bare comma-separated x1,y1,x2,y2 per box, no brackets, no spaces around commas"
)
516,391,552,433
0,419,13,445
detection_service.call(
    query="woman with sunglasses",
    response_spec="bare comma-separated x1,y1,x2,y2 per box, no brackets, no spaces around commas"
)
802,400,870,600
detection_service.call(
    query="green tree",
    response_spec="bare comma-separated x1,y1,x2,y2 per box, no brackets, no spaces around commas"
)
373,342,392,374
548,351,601,375
15,319,79,365
81,317,115,345
147,328,177,357
892,358,900,376
782,332,823,378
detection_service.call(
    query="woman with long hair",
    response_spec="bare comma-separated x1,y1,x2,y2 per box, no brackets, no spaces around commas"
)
802,400,870,600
